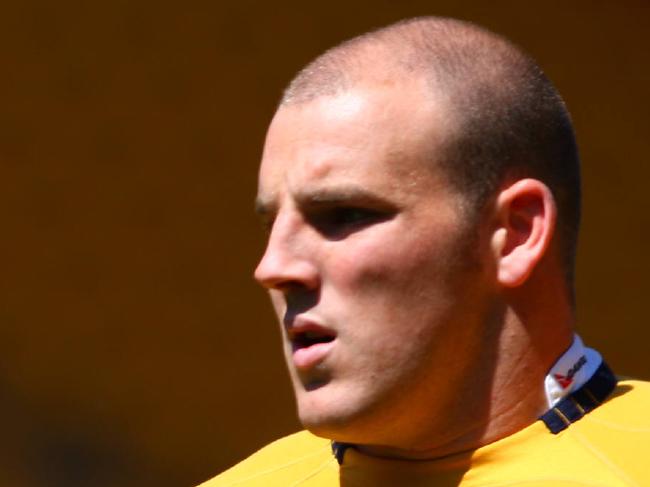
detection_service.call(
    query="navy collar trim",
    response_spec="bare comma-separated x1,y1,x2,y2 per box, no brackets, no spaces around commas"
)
539,360,617,434
331,441,350,465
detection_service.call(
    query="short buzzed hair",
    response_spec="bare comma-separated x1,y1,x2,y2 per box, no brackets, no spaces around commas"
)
281,17,581,289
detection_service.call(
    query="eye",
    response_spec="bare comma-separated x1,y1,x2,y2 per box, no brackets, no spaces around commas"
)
328,207,377,226
308,206,390,238
255,212,275,235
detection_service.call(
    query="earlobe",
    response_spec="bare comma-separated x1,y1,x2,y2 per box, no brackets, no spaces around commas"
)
492,179,557,288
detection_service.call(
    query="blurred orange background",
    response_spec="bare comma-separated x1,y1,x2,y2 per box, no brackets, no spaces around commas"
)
0,1,647,485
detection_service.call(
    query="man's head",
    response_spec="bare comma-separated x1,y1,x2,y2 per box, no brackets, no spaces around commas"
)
283,17,580,283
254,17,580,451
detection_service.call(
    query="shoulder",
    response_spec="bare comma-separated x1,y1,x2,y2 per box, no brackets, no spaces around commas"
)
591,378,650,420
198,431,337,487
470,380,650,486
563,379,650,484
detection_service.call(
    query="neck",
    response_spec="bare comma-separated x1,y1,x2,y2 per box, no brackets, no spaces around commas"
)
356,304,574,461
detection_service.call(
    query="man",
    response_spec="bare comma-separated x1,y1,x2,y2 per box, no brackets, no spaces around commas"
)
203,17,650,486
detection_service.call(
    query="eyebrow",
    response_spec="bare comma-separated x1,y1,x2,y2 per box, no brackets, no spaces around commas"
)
254,197,274,217
254,186,393,217
297,187,387,206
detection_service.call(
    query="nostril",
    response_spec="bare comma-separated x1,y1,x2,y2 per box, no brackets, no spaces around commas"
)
253,250,285,289
254,252,320,291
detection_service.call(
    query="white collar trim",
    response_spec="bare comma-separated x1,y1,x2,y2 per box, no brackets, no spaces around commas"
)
544,334,602,407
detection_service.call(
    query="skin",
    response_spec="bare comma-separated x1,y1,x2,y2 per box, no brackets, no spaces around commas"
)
254,76,574,459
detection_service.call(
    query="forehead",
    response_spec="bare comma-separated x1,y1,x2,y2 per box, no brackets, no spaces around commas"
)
258,81,453,207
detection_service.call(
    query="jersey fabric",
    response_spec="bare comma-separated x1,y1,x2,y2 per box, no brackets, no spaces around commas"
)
201,379,650,486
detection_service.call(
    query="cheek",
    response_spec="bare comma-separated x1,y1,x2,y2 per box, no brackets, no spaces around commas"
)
329,229,456,294
323,223,483,344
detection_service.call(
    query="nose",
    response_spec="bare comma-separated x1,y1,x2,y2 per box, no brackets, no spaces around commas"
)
254,213,320,292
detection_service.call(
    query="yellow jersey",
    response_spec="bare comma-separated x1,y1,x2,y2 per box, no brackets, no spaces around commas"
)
201,379,650,486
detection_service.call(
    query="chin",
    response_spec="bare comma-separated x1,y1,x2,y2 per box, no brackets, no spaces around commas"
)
300,415,357,443
295,385,382,444
296,385,349,428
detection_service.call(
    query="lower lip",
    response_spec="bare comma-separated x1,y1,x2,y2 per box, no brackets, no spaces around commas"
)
292,341,335,369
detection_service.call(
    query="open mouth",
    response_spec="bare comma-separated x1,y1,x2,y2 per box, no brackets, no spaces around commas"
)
288,324,337,369
290,329,337,351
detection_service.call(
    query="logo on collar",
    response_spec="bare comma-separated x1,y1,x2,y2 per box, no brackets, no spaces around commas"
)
553,355,587,389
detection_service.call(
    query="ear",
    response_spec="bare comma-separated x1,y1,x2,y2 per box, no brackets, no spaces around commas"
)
491,179,557,288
